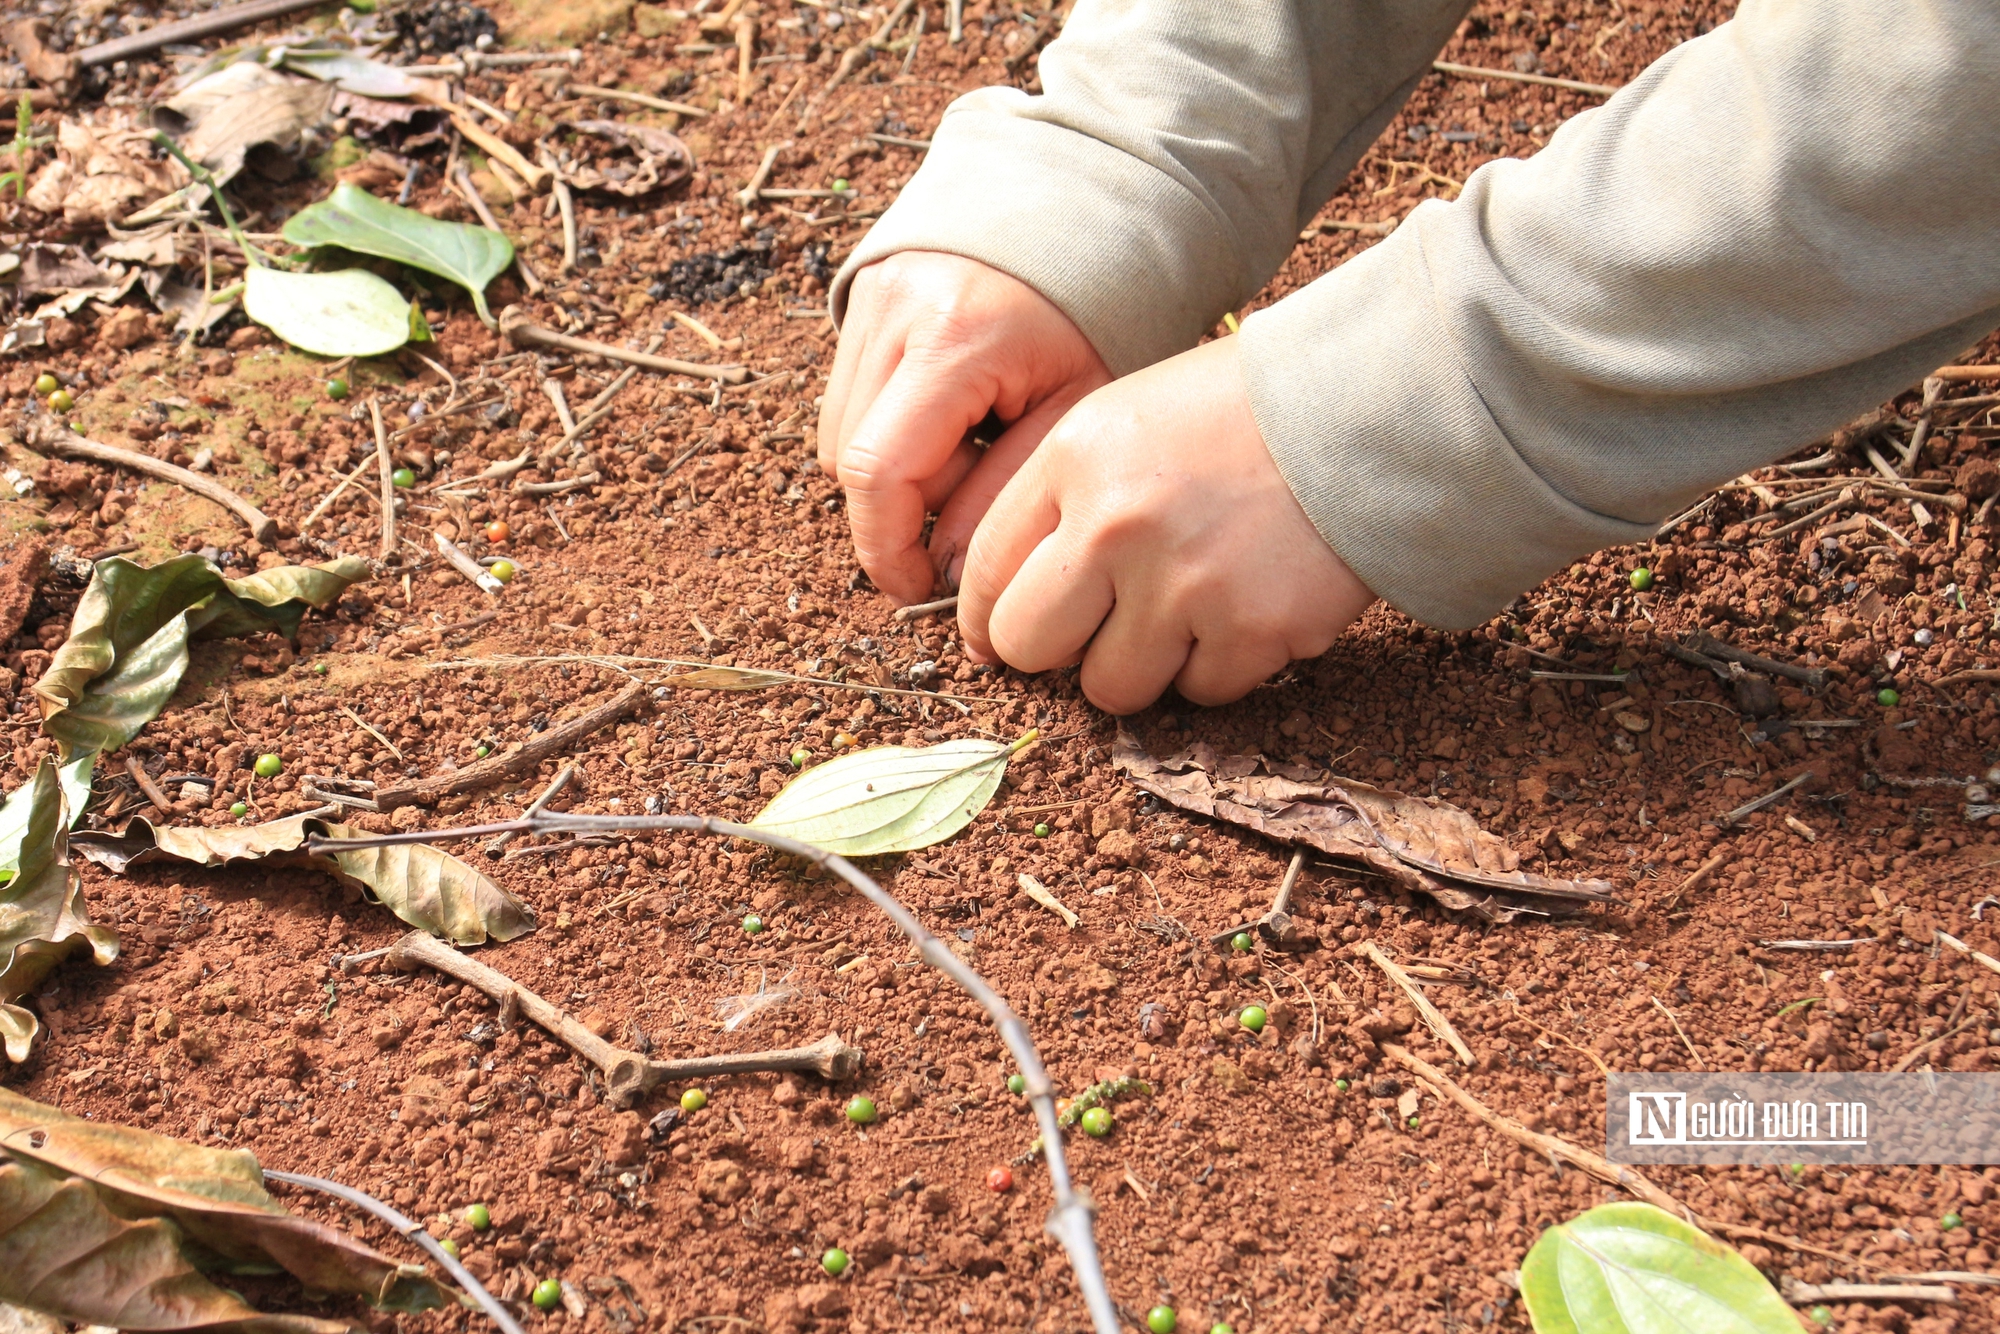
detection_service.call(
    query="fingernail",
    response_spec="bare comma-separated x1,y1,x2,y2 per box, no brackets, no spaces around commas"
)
945,554,966,591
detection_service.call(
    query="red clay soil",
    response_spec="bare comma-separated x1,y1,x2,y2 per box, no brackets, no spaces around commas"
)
2,2,1998,1334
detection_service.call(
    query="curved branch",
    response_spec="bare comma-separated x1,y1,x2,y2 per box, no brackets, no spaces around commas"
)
308,811,1120,1334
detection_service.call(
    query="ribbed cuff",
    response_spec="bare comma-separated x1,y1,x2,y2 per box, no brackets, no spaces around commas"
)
830,91,1240,377
1239,216,1659,630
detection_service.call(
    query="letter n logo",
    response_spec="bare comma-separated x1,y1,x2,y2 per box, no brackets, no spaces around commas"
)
1628,1092,1685,1145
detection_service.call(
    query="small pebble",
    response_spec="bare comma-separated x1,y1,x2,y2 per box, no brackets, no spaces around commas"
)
1914,627,1934,647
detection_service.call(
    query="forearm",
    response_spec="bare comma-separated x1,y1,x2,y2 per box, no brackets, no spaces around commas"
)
1245,0,2000,628
832,0,1470,375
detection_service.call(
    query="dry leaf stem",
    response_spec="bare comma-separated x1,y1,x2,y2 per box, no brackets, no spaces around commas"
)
123,755,178,815
453,165,543,295
309,811,1120,1334
1361,942,1473,1065
384,930,861,1106
266,1167,525,1334
370,400,396,560
373,681,646,810
1382,1042,1869,1270
500,309,748,383
302,447,379,531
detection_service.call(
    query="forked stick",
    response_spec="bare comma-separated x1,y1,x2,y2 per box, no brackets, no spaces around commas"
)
385,930,860,1106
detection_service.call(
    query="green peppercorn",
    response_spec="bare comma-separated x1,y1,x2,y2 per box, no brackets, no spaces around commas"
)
1628,567,1654,592
230,802,248,817
465,1203,491,1231
1334,1078,1350,1092
531,1279,562,1311
1878,687,1901,707
1033,821,1051,838
1146,1306,1176,1334
253,753,282,778
1407,1115,1420,1129
846,1095,878,1125
326,377,350,400
1230,932,1253,953
47,389,73,413
822,1247,850,1276
680,1087,707,1112
1943,1211,1964,1230
832,178,850,193
1210,1325,1236,1334
1079,1106,1112,1138
391,467,416,488
312,661,329,674
1007,1074,1026,1096
31,374,56,397
1239,1005,1267,1033
790,747,809,768
742,913,764,934
489,559,516,584
438,1237,461,1259
1806,1307,1833,1328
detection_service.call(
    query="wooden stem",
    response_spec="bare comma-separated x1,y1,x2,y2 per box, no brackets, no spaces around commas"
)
373,681,646,809
385,930,861,1107
37,425,277,543
371,400,395,560
500,310,748,383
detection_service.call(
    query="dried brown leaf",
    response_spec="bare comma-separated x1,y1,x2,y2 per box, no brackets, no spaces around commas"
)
541,119,692,196
73,814,533,945
1111,732,1617,923
0,1085,448,1327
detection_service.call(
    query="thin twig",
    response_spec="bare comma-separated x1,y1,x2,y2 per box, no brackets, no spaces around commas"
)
124,755,177,813
1360,942,1473,1065
302,448,379,530
566,83,709,117
552,174,578,273
893,595,958,622
1722,770,1814,825
1649,995,1704,1070
435,530,504,593
501,310,747,383
1382,1043,1868,1269
485,764,574,857
373,681,646,810
428,652,999,704
294,817,1119,1334
340,705,405,764
1430,59,1618,96
1783,1282,1956,1305
371,399,395,560
453,165,541,295
264,1168,525,1334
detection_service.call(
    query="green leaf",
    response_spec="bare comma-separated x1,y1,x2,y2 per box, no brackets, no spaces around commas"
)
1520,1203,1798,1334
0,759,117,1061
0,754,92,883
283,182,514,325
749,735,1031,855
73,816,535,947
241,265,417,357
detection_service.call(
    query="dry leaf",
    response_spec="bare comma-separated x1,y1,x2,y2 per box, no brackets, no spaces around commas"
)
0,759,116,1061
0,1085,449,1329
1112,732,1617,924
161,63,335,186
656,666,794,691
73,814,535,946
541,119,692,196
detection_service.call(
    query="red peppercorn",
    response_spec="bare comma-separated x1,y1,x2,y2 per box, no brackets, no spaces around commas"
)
986,1166,1013,1193
485,520,510,544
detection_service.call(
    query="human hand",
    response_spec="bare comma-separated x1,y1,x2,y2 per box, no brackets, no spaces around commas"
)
957,335,1378,714
819,251,1112,604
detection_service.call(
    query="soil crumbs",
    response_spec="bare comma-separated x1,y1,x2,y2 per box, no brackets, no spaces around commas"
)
3,2,1999,1334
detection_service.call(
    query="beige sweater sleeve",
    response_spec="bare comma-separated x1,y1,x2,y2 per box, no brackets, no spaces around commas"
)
836,0,2000,629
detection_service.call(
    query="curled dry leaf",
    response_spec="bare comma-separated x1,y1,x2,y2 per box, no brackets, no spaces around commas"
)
655,666,795,691
0,1084,450,1328
34,554,370,762
1112,732,1617,923
73,815,535,946
1520,1202,1797,1334
0,758,116,1061
540,120,692,196
750,733,1035,856
24,117,182,228
156,62,335,186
